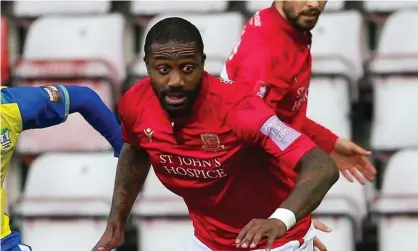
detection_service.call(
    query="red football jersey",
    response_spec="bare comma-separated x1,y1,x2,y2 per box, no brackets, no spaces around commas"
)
119,72,316,250
222,5,337,153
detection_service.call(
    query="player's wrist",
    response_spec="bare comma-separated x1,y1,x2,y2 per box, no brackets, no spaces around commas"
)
268,208,296,231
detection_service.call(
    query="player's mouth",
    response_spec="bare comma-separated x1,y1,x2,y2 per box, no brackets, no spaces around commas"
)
301,14,318,20
165,95,187,106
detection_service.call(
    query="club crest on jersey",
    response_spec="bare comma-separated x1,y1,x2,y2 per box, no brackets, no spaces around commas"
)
0,128,11,149
43,85,62,103
200,133,225,152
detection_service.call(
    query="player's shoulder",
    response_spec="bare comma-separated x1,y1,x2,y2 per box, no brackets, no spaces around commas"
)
120,77,153,108
205,73,253,105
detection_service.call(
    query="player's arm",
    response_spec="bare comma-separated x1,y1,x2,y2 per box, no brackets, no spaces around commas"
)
230,97,339,217
93,143,150,251
94,96,151,251
3,85,123,156
229,94,339,249
64,85,123,156
302,116,338,153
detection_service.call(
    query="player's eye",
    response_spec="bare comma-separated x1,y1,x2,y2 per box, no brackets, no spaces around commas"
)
157,66,170,75
182,65,194,74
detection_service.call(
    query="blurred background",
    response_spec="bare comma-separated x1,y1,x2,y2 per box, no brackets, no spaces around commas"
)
1,0,418,251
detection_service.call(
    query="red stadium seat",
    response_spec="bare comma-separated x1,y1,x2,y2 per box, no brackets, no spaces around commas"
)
14,14,133,153
1,16,10,85
14,152,117,251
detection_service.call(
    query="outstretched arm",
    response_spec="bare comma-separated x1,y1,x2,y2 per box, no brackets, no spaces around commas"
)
65,85,123,157
93,143,151,251
279,147,339,221
226,93,339,250
301,117,338,154
2,85,123,156
108,143,151,226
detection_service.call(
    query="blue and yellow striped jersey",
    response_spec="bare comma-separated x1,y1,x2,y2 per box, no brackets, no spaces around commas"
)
0,85,70,238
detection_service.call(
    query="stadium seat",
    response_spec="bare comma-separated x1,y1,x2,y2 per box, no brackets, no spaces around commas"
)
14,152,118,251
314,176,367,251
132,168,193,251
307,11,366,140
364,1,418,13
130,12,244,77
369,10,418,150
373,149,418,251
246,1,345,13
13,0,111,17
131,0,228,15
14,14,133,153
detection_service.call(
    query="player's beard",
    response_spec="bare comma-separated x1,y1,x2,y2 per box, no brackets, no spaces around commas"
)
283,5,320,31
153,84,201,119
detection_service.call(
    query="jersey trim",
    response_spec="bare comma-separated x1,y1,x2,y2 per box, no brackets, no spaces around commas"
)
0,88,11,104
57,85,70,122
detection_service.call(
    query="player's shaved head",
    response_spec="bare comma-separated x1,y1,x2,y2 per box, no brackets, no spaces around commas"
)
144,17,206,119
144,17,204,58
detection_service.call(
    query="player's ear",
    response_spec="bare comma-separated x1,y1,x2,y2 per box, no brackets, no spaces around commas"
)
202,53,206,68
143,56,150,75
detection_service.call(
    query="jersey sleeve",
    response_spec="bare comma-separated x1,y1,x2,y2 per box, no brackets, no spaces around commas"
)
1,85,70,130
301,117,338,153
227,93,316,169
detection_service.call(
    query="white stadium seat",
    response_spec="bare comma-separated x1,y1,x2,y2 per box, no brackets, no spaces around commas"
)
374,149,418,251
132,168,193,251
21,14,132,84
131,12,244,77
307,11,366,140
13,0,111,17
370,10,418,150
15,14,133,153
14,152,118,251
246,0,345,13
311,11,366,81
131,0,228,15
365,1,418,13
314,177,367,251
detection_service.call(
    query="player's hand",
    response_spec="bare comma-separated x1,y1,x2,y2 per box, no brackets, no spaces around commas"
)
330,138,376,185
312,219,331,251
92,223,124,251
236,218,287,251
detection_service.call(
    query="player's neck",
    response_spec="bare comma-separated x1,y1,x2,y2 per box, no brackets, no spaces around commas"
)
274,1,287,23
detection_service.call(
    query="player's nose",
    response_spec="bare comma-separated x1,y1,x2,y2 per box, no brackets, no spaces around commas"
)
167,71,185,88
305,1,321,9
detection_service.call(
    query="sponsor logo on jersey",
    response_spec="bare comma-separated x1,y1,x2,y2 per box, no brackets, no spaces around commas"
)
0,128,11,149
43,85,62,103
144,128,154,142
